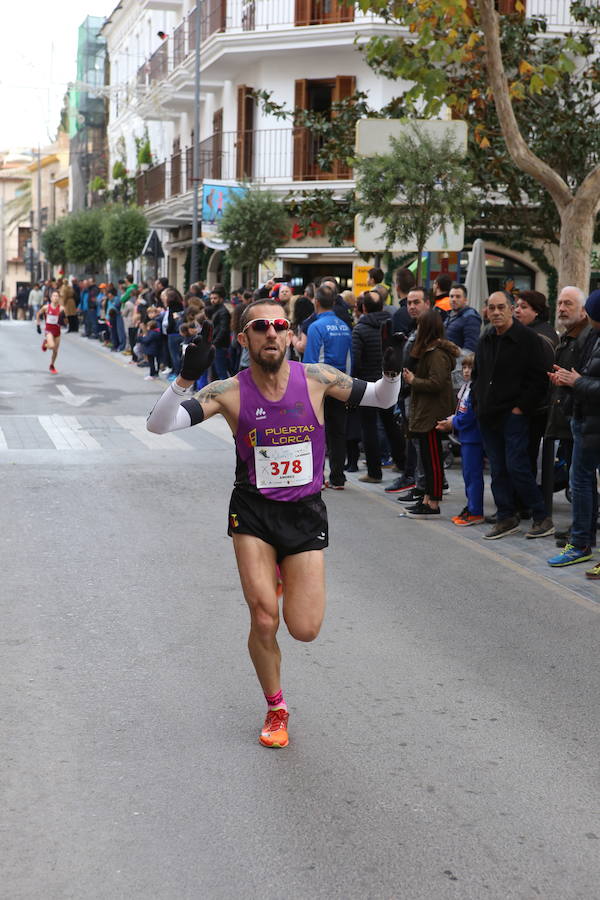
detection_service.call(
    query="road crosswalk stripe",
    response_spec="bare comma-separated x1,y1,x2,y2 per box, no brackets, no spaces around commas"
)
38,415,101,450
114,415,193,450
0,414,230,452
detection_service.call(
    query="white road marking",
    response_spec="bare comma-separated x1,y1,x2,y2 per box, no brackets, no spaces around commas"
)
54,384,96,407
38,415,101,450
0,426,7,449
114,415,192,450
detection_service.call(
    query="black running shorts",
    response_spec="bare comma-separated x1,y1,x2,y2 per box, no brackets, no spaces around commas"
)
227,487,328,562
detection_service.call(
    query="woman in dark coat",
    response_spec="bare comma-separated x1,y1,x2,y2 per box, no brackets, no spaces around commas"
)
402,309,459,517
514,290,558,478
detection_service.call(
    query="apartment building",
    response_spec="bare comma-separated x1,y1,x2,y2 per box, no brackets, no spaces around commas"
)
27,132,70,281
101,0,590,293
0,152,33,299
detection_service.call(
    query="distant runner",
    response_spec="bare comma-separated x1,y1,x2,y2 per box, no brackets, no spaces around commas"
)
36,289,64,374
147,299,403,748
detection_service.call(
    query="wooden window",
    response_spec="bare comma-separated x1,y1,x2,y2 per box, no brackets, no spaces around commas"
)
17,227,32,260
332,75,355,179
212,108,223,180
293,79,310,180
497,0,520,12
236,85,254,180
295,0,354,26
293,77,355,180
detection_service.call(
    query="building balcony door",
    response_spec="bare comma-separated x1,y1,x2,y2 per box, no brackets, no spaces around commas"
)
236,85,254,180
293,76,355,180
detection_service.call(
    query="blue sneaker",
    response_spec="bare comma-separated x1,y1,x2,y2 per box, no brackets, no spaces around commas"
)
547,543,592,567
167,373,177,382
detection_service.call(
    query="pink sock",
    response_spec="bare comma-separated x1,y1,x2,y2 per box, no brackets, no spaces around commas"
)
265,688,287,712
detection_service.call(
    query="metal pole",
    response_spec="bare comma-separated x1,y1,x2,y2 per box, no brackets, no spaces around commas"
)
190,2,202,286
0,198,5,293
36,145,42,281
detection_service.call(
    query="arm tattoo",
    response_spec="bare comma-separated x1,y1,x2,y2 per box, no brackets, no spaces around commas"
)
305,363,353,390
193,377,236,404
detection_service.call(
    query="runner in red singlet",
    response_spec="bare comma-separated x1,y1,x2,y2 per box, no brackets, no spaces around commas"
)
146,299,403,748
36,289,64,374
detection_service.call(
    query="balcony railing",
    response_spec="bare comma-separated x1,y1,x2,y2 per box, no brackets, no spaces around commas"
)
149,42,168,84
137,127,352,208
133,1,367,93
507,0,593,26
173,20,186,67
171,150,182,196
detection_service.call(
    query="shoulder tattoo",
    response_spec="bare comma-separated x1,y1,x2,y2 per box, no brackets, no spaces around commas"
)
193,377,237,405
305,363,353,390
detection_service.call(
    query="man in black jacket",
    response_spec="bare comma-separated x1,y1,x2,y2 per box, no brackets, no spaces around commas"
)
472,291,553,540
352,291,404,482
391,267,416,336
548,289,600,575
545,286,593,479
208,284,231,380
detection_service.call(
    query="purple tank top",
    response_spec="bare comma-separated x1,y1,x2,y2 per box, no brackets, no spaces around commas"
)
235,361,325,501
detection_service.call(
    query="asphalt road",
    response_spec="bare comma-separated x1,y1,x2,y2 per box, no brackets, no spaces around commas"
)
2,319,600,900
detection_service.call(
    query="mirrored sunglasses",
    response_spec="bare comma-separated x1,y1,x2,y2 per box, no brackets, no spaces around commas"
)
243,317,290,333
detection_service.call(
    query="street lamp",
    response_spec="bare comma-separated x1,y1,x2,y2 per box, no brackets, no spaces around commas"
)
190,3,202,286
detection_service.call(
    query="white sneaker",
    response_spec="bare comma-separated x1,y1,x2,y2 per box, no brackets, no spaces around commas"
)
144,374,158,380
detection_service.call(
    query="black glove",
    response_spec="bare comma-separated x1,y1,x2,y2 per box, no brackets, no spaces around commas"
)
180,321,215,381
36,324,42,334
382,333,407,377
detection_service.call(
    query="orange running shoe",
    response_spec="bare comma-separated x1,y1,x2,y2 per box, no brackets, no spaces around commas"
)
452,511,485,527
259,708,289,748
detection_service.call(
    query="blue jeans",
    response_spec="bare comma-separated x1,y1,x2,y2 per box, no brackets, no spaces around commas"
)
214,346,230,380
461,442,485,516
84,309,98,337
479,412,546,522
115,312,126,350
569,419,600,549
168,333,183,376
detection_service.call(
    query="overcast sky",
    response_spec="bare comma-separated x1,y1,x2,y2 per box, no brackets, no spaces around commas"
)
2,0,114,152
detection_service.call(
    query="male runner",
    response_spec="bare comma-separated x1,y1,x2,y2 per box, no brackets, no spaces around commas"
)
147,299,403,748
36,289,64,374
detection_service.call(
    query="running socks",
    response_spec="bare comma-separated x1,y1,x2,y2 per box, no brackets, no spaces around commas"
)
265,688,287,712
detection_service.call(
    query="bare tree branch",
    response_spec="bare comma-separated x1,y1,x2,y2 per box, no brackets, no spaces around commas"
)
477,0,572,212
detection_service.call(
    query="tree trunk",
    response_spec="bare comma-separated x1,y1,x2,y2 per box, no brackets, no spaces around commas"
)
477,0,600,292
559,199,596,294
415,247,423,286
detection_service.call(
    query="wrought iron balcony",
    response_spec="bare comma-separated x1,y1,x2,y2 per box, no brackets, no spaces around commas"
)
136,127,353,209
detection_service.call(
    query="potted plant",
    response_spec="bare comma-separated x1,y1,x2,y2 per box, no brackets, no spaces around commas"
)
137,140,152,171
90,175,107,196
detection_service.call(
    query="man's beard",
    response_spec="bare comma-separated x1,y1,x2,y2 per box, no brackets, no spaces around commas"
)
248,343,286,373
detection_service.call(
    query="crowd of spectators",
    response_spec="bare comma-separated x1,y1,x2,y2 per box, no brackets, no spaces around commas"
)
12,264,600,583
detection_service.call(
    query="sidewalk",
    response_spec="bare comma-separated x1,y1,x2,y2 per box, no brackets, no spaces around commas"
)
345,462,600,606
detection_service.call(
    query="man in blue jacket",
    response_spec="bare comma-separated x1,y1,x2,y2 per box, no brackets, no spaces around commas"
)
304,285,352,488
445,284,481,352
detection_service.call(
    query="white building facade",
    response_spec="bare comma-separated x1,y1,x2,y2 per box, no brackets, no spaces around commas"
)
101,0,590,293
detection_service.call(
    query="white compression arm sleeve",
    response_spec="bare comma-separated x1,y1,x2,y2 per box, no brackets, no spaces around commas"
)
146,383,195,433
358,374,401,409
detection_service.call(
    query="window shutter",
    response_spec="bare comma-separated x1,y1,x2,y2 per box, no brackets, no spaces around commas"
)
295,0,311,26
293,79,309,181
332,76,355,179
335,0,354,23
212,108,223,180
236,85,255,180
497,0,519,12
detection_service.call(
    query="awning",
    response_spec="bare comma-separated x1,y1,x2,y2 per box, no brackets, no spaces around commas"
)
274,247,357,258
